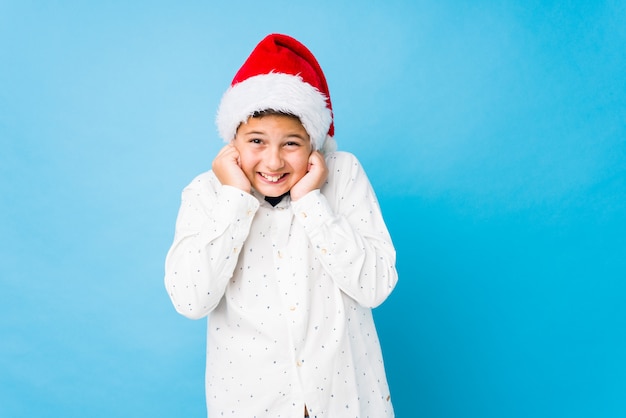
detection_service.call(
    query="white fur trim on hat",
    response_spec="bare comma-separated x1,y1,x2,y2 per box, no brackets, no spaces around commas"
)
216,72,333,151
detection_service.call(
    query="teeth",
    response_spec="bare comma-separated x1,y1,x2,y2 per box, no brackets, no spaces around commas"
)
261,173,283,183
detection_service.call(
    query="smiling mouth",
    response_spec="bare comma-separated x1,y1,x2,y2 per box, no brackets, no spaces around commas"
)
259,173,287,183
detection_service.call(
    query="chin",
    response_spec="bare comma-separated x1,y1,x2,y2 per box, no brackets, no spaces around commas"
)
262,189,289,197
254,184,290,197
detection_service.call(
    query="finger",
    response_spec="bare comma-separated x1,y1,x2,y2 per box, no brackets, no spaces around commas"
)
215,144,233,158
311,151,324,163
217,144,239,161
307,151,318,168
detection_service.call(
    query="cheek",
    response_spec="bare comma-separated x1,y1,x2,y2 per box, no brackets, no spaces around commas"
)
291,155,310,177
236,156,257,180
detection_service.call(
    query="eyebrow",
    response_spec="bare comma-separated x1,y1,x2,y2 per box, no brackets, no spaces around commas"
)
285,133,309,141
243,131,309,141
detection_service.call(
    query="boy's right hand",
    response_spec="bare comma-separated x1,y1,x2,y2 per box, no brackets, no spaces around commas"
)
212,144,251,193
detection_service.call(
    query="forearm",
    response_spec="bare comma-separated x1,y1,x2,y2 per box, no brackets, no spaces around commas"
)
164,184,259,318
293,190,397,308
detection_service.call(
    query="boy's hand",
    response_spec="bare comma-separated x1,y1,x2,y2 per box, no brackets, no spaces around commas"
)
212,143,251,193
290,151,328,201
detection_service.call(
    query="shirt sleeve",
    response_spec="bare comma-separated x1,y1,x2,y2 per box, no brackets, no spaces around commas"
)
291,152,398,308
164,172,260,319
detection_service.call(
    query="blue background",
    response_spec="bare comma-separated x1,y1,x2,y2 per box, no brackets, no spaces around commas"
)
1,1,625,417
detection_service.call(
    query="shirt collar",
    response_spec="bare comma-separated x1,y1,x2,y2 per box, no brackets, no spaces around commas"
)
264,192,290,207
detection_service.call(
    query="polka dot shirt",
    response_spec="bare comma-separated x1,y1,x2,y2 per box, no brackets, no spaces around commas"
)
165,152,397,417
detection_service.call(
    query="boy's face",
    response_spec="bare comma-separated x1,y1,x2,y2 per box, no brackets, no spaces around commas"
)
233,114,312,197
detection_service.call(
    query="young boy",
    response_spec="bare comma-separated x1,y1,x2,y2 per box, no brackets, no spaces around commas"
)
164,33,398,417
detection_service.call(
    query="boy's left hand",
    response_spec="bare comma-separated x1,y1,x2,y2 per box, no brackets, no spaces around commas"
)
290,151,328,201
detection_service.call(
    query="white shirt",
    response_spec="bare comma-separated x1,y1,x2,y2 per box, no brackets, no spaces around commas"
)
165,151,397,417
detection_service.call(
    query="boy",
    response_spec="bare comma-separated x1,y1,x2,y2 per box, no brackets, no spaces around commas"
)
165,33,397,417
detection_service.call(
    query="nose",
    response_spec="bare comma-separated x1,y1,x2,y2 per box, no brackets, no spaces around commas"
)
265,146,284,171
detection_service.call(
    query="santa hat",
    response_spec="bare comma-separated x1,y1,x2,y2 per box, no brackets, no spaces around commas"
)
216,33,336,152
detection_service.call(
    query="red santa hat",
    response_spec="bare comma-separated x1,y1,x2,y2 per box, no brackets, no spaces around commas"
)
216,33,336,152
